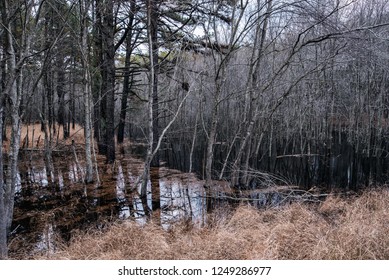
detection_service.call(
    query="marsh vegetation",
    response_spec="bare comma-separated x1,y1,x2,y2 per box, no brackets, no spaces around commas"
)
2,0,389,259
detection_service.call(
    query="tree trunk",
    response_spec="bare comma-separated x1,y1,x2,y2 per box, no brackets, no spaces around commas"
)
6,74,22,237
42,58,53,180
150,0,160,168
230,0,272,186
95,0,116,162
117,0,136,144
0,0,24,257
93,0,104,154
139,0,160,217
84,71,94,184
56,51,68,139
102,0,116,163
189,109,199,173
0,96,6,259
80,0,94,184
205,102,218,188
0,3,6,258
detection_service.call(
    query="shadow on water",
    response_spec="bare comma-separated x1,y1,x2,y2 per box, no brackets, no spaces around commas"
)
10,146,315,257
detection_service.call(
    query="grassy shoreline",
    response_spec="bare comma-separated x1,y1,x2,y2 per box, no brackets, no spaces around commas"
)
17,188,388,260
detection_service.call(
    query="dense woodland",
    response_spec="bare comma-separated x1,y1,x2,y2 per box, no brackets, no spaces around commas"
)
1,0,389,259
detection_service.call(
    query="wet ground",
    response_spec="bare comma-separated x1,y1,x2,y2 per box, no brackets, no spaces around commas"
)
8,144,315,258
9,148,207,257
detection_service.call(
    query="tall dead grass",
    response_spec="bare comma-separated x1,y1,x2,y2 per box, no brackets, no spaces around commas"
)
4,122,85,150
35,189,389,260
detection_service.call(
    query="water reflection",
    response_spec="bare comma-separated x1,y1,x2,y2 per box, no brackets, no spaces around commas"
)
11,156,297,256
69,163,85,183
27,166,49,186
35,221,55,255
159,179,205,229
115,164,130,219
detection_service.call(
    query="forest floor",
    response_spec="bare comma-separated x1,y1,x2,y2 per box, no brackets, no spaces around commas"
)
26,188,389,260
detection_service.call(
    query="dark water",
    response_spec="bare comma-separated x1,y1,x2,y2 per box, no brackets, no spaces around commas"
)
158,131,389,190
10,154,208,255
10,146,324,257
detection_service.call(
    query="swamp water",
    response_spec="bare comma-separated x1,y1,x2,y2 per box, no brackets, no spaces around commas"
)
9,150,312,257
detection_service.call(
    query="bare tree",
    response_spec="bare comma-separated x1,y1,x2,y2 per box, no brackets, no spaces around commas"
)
0,0,36,259
79,0,94,183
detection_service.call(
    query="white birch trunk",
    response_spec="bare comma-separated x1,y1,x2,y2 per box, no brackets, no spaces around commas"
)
80,0,94,183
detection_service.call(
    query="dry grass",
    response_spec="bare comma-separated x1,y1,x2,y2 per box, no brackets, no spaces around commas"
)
34,189,389,260
4,122,85,150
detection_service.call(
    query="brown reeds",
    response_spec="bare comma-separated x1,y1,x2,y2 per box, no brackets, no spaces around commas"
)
32,189,389,260
5,122,85,151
